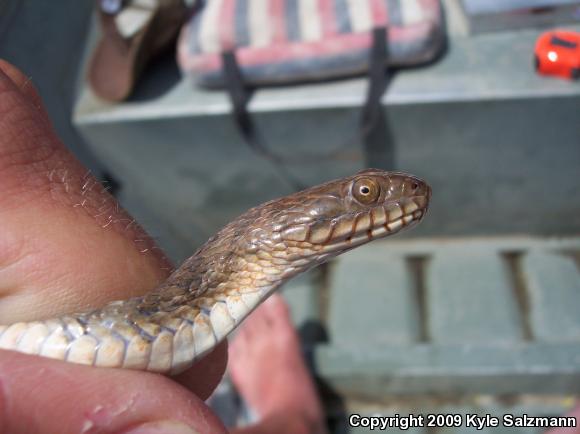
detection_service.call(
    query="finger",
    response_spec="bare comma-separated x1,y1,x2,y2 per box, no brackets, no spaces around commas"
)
0,350,227,434
0,58,49,122
0,61,227,396
0,62,170,321
174,341,228,401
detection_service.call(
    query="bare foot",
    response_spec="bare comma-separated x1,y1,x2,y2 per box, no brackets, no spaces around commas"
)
229,294,327,434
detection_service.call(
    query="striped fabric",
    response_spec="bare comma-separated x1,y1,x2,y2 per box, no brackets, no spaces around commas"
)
178,0,443,87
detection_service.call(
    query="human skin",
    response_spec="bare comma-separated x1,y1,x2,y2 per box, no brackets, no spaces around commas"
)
228,294,327,434
0,59,228,434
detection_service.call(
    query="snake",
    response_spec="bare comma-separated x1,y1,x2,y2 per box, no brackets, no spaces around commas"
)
0,169,430,374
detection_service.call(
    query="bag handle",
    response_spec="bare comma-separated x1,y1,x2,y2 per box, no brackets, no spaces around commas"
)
221,27,392,177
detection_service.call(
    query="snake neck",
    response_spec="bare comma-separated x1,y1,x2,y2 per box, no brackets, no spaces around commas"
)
140,225,298,314
139,168,431,314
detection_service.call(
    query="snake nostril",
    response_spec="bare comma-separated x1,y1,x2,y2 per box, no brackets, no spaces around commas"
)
411,182,419,191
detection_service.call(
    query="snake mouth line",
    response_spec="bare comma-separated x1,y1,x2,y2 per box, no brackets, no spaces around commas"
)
315,195,429,252
321,209,425,252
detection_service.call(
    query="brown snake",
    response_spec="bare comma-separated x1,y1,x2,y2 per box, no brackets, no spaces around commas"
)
0,169,430,374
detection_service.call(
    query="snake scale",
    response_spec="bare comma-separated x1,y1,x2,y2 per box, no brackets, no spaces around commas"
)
0,169,430,374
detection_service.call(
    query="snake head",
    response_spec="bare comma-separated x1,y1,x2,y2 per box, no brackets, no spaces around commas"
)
173,169,431,296
237,169,431,275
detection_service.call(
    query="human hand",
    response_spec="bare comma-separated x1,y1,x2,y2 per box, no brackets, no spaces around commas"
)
0,59,227,434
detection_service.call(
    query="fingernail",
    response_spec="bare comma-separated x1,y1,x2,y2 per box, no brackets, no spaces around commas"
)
122,420,199,434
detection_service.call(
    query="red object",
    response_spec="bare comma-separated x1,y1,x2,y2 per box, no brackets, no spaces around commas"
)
535,30,580,80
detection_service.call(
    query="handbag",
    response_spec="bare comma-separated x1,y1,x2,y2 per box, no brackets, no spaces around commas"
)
178,0,445,185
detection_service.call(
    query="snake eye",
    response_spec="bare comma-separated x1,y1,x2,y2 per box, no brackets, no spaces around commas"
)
352,178,380,205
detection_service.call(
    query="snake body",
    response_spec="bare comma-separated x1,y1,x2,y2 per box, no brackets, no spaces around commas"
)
0,169,430,374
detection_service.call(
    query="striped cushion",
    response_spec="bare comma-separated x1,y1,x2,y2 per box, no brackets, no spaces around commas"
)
178,0,443,87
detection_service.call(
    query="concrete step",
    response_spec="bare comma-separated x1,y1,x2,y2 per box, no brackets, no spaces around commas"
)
281,236,580,397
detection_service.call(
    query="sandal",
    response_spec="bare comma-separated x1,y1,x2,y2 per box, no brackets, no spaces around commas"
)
88,0,188,101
